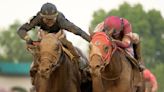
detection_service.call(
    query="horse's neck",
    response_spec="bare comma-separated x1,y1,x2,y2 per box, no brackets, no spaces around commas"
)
47,52,67,90
49,51,80,92
101,50,123,80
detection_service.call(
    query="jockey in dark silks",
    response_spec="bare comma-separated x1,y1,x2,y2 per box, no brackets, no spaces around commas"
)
94,16,145,71
17,2,90,85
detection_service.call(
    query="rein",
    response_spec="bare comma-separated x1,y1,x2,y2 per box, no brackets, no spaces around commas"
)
101,47,123,81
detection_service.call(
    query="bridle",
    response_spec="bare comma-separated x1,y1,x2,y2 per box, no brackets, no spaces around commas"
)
90,32,123,81
39,50,64,72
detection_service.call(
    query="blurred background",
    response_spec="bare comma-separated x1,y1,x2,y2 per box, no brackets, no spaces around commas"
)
0,0,164,92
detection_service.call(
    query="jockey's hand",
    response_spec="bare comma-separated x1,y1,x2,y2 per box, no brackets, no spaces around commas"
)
26,39,35,51
111,39,118,44
112,39,117,42
24,35,33,45
26,39,33,45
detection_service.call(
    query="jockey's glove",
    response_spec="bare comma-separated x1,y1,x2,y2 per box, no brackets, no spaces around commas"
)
24,35,33,45
26,39,33,45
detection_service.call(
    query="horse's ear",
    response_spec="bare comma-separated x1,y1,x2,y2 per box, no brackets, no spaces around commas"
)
55,30,66,40
55,30,63,39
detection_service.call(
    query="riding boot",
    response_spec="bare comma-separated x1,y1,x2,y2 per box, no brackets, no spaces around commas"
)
133,42,145,72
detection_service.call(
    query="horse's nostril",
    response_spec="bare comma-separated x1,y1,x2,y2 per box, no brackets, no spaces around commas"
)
96,65,100,68
46,68,49,71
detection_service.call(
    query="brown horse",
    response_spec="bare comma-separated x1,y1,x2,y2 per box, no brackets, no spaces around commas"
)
29,33,91,92
89,32,141,92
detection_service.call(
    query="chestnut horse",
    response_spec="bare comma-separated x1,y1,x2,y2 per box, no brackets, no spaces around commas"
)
29,33,91,92
89,32,141,92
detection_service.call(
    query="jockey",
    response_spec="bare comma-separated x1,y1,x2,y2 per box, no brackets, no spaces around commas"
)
143,69,158,92
94,16,145,71
17,2,90,85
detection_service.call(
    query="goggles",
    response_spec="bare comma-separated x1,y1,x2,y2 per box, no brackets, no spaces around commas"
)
40,12,58,19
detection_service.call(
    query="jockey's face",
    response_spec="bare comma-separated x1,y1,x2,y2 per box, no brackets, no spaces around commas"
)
43,17,57,27
108,28,114,36
112,29,121,39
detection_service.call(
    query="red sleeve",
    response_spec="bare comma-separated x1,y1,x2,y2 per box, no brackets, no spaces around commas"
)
122,18,132,35
113,18,132,48
114,40,130,48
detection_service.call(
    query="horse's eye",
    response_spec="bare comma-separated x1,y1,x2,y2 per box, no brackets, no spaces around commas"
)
103,45,109,53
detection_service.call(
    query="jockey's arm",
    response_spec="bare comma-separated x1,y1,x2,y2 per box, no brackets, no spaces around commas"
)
113,35,131,48
113,19,133,48
17,14,40,40
58,13,91,42
17,23,32,40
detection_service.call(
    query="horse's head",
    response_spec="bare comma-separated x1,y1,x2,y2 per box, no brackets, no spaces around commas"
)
89,32,115,73
38,33,62,79
32,32,84,92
